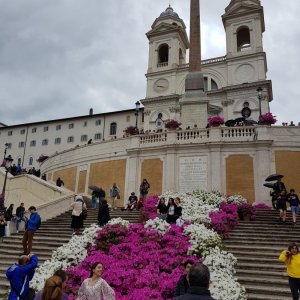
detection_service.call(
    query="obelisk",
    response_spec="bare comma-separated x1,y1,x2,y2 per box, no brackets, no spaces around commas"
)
180,0,208,128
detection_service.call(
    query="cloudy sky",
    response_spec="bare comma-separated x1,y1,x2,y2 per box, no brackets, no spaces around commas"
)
0,0,299,126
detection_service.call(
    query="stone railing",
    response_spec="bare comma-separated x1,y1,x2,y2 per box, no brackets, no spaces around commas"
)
138,127,257,147
157,62,168,68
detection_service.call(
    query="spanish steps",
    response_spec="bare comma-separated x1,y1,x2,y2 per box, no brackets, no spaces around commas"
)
0,207,141,298
0,208,298,299
225,209,299,300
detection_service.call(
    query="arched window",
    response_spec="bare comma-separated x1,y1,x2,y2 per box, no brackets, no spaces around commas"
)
29,157,33,166
17,158,22,165
237,27,251,52
158,44,169,65
110,122,117,135
211,79,218,90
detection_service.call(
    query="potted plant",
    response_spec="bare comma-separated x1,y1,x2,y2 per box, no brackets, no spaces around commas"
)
237,202,255,221
165,119,181,130
259,112,277,125
123,125,138,136
208,115,224,127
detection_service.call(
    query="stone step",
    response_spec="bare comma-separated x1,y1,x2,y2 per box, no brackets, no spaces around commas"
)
243,283,291,298
225,239,298,247
229,232,300,239
236,268,287,279
237,274,288,288
236,261,285,272
247,292,291,300
226,249,282,258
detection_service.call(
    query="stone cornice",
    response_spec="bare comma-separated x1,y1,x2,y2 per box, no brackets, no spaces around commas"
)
140,94,181,104
207,80,273,101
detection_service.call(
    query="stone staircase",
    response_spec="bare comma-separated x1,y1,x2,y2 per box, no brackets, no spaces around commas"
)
225,209,300,300
0,208,141,297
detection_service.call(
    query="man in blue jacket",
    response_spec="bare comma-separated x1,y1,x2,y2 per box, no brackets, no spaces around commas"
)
6,254,38,300
22,206,41,255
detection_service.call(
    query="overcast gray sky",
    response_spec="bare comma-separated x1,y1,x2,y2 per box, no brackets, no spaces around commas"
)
0,0,299,125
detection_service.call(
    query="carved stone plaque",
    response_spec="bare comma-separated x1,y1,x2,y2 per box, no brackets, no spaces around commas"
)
179,156,208,192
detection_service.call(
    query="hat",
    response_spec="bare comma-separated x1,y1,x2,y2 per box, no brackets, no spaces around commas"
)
75,195,83,202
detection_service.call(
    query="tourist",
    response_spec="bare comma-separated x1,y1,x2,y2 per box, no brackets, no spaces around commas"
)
277,190,287,224
56,177,64,187
126,192,138,210
157,197,167,220
22,206,41,255
91,191,98,209
174,263,216,299
109,183,120,209
279,243,300,300
5,203,14,237
166,198,176,224
287,189,300,227
0,212,7,243
6,253,38,300
174,197,182,223
136,197,144,210
5,204,14,221
34,270,68,300
98,199,110,227
70,195,86,235
175,260,194,296
77,262,115,300
16,203,26,233
273,177,286,195
98,187,106,206
139,179,150,199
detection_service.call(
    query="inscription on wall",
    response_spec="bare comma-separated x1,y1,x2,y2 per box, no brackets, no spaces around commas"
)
179,156,208,192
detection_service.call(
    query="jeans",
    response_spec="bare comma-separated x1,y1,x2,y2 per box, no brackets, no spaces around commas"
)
16,217,26,231
289,276,300,300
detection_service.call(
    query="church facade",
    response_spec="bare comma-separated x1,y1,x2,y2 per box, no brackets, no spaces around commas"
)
2,0,300,206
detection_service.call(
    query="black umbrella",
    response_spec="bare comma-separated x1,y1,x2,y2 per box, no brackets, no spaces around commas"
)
265,174,284,182
225,119,236,127
263,182,275,189
88,185,101,192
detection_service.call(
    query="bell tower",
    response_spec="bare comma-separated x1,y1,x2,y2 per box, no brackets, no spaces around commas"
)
141,6,189,131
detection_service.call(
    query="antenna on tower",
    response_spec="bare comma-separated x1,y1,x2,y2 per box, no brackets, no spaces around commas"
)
169,0,171,7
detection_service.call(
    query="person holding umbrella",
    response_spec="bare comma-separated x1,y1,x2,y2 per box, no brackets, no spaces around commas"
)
265,174,286,210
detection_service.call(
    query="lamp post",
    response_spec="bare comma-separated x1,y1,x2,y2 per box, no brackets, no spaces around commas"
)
257,87,262,122
135,101,140,134
1,154,14,202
